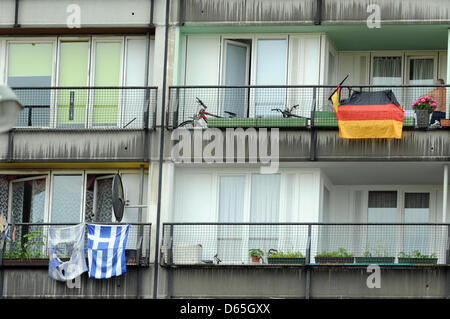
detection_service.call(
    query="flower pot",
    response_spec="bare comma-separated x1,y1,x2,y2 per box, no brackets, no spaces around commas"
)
398,257,437,265
267,257,306,265
314,256,354,264
251,256,261,263
441,119,450,127
354,257,395,264
415,110,431,128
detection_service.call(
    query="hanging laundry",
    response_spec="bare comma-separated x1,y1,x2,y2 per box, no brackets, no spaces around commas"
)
48,223,88,281
87,224,129,279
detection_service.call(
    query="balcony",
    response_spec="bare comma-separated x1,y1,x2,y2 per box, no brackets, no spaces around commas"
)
167,85,447,130
1,223,152,267
162,223,448,266
12,87,158,131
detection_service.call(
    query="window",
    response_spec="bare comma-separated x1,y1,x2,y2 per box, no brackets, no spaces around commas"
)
406,56,437,111
367,191,398,256
9,176,47,224
372,56,402,85
51,175,83,223
255,39,287,117
217,175,246,264
216,173,282,264
92,41,122,127
248,174,281,256
222,40,251,117
57,41,90,128
403,193,430,255
8,42,54,127
84,174,114,222
9,176,47,248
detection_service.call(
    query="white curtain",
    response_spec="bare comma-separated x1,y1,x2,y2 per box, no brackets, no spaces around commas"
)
407,59,435,120
217,176,245,264
249,174,281,258
372,57,404,112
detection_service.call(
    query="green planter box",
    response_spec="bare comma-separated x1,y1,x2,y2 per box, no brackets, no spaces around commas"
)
354,257,395,264
403,117,415,127
313,111,338,127
267,257,306,265
314,257,354,264
313,112,415,128
398,257,438,264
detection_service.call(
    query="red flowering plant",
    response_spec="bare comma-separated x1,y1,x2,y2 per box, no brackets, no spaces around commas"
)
412,96,437,113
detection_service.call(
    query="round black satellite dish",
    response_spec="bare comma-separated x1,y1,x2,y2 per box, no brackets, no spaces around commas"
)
112,174,125,222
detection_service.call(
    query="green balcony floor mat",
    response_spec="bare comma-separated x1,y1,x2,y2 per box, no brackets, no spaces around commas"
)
257,117,307,127
207,117,307,128
207,118,258,128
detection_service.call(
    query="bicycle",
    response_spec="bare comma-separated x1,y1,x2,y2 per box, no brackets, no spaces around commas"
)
178,97,237,128
271,104,308,119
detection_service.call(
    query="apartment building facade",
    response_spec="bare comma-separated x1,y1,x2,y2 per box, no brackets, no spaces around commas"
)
1,0,450,298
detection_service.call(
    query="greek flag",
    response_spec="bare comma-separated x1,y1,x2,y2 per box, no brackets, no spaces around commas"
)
48,223,88,281
87,224,129,279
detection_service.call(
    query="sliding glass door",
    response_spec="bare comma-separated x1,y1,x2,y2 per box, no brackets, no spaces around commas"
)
8,42,54,127
255,39,287,117
57,41,90,128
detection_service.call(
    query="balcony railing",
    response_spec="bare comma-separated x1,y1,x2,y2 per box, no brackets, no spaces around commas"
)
167,85,449,129
11,87,158,130
162,223,449,265
1,223,152,266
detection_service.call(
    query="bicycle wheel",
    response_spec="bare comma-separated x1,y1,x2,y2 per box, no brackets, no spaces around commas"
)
177,120,194,128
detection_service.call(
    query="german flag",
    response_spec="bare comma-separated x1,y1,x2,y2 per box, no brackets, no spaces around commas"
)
331,89,404,139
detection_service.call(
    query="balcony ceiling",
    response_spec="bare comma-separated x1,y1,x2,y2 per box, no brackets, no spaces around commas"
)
319,162,447,185
182,24,450,51
325,24,450,51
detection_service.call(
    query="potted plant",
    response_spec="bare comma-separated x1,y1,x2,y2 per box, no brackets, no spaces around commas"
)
248,249,264,263
355,250,395,264
2,231,48,266
266,249,305,264
412,96,437,128
398,250,438,264
315,248,354,264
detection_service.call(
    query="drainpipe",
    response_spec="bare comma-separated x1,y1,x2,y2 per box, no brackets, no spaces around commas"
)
136,164,145,298
152,0,170,300
444,165,448,223
13,0,20,28
314,0,322,25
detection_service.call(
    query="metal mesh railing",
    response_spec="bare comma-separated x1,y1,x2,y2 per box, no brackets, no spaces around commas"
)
1,223,152,266
162,223,449,265
12,87,158,130
167,85,450,129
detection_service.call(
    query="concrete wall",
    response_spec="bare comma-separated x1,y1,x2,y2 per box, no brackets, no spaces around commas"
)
164,129,450,162
0,0,152,28
181,0,450,24
166,265,448,299
0,130,149,162
2,266,154,298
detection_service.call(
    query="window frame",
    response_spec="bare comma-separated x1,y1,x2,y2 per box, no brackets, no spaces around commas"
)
7,174,50,223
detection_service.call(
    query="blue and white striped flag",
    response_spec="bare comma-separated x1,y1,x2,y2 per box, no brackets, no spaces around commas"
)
87,224,130,279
